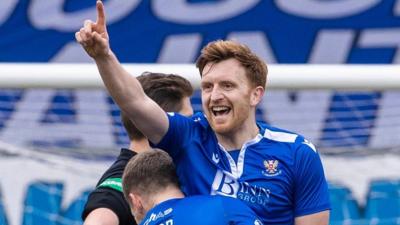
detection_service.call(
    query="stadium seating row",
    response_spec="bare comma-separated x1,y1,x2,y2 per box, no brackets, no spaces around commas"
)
16,182,89,225
330,180,400,225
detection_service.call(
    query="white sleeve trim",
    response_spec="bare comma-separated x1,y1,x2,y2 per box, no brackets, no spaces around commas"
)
263,128,298,143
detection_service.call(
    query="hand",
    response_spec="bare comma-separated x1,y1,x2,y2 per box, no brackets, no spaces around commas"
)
75,1,110,58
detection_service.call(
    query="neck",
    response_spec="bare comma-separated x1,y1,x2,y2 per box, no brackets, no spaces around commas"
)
145,186,184,211
216,116,259,151
130,139,150,153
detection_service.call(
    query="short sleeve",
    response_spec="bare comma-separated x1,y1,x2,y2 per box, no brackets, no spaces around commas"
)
82,189,136,225
152,112,195,159
293,139,331,217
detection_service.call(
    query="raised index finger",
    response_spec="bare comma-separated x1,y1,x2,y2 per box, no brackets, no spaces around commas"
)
96,0,106,27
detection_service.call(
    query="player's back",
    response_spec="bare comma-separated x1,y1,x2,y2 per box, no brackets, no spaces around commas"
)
140,195,262,225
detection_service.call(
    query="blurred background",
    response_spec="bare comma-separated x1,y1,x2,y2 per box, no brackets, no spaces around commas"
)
0,1,400,225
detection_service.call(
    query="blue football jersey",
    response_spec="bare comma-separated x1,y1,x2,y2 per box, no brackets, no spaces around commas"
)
140,195,262,225
154,112,330,225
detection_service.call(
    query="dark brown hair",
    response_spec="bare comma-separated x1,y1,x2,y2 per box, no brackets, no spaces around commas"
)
121,72,193,140
122,149,180,199
196,40,268,88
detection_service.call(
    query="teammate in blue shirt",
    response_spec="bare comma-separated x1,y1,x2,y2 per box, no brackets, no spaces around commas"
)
76,2,330,224
122,149,263,225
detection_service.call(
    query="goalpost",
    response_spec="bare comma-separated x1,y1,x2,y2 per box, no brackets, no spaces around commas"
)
1,63,400,89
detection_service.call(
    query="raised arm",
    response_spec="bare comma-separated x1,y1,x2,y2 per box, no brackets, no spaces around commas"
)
75,1,168,143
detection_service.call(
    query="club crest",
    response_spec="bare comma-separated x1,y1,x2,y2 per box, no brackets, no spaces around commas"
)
262,160,281,177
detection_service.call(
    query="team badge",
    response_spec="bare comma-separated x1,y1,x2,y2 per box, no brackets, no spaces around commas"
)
264,160,278,174
262,160,281,177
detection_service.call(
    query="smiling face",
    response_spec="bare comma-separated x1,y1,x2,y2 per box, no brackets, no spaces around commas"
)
201,58,263,135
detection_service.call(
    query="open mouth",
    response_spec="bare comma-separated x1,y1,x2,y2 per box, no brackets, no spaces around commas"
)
211,106,231,117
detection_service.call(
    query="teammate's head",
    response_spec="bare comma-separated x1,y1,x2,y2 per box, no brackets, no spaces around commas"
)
121,72,194,141
122,149,180,223
195,40,267,134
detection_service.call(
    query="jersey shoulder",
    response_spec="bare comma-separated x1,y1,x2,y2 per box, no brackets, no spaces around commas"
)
257,121,317,153
140,199,176,225
190,112,210,128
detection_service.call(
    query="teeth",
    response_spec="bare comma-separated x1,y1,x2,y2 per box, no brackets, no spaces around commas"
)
212,106,229,111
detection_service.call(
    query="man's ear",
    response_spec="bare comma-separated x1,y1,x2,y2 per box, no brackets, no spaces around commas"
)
129,193,146,224
130,193,141,209
250,86,265,107
128,193,135,207
129,193,143,211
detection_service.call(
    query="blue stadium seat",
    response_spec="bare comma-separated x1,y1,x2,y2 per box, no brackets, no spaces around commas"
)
329,183,365,225
365,180,400,225
369,180,400,196
22,182,63,225
57,190,91,225
329,183,351,198
0,186,9,225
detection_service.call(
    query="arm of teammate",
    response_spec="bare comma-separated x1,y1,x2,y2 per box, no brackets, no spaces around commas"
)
75,1,167,144
295,210,329,225
84,208,119,225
